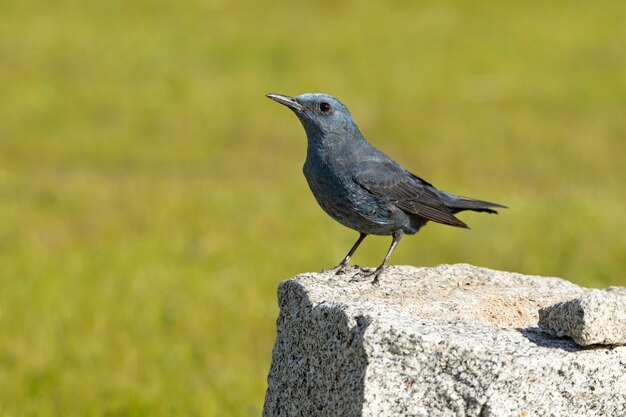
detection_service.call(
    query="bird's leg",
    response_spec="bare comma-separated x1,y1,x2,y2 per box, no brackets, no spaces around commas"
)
335,233,367,275
365,230,403,285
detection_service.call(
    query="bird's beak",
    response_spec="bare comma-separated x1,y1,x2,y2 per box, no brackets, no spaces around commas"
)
266,93,303,111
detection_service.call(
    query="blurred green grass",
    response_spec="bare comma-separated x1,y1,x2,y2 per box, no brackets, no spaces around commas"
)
0,0,625,415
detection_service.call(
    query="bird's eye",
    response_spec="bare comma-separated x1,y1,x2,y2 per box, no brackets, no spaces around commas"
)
319,102,331,113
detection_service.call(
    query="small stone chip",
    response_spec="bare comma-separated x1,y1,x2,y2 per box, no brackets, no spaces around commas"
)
538,291,626,346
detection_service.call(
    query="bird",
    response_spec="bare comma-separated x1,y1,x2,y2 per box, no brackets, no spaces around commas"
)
266,93,506,285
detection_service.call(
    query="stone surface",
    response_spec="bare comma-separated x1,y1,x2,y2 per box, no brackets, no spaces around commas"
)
263,264,626,417
539,289,626,346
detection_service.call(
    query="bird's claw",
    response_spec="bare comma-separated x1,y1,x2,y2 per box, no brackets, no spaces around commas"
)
348,272,369,283
368,269,383,286
335,262,360,276
348,267,383,285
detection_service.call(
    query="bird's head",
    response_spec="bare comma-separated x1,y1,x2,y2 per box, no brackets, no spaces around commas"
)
266,93,361,144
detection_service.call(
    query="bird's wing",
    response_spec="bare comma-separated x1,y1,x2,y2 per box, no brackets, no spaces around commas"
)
352,159,468,228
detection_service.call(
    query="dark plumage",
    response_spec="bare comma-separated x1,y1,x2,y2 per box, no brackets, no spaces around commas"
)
266,93,506,284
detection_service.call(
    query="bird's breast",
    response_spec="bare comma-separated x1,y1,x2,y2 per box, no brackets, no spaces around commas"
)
304,156,349,200
302,157,347,202
302,156,395,234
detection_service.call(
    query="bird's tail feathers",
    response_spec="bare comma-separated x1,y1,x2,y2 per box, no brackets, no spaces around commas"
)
445,195,507,214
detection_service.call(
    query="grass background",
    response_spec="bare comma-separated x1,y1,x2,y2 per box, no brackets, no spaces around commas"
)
1,0,625,415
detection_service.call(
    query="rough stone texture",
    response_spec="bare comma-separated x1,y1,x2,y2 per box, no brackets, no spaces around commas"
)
539,289,626,346
263,264,626,417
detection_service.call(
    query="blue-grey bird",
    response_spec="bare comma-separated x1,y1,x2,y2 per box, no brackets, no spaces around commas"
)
266,93,506,284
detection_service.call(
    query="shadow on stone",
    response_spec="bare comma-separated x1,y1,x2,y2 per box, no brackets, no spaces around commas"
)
519,326,597,352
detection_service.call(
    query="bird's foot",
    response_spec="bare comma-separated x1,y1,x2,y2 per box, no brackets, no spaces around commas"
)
370,269,383,286
322,264,347,275
335,266,348,276
334,262,360,276
349,266,384,285
348,272,370,283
